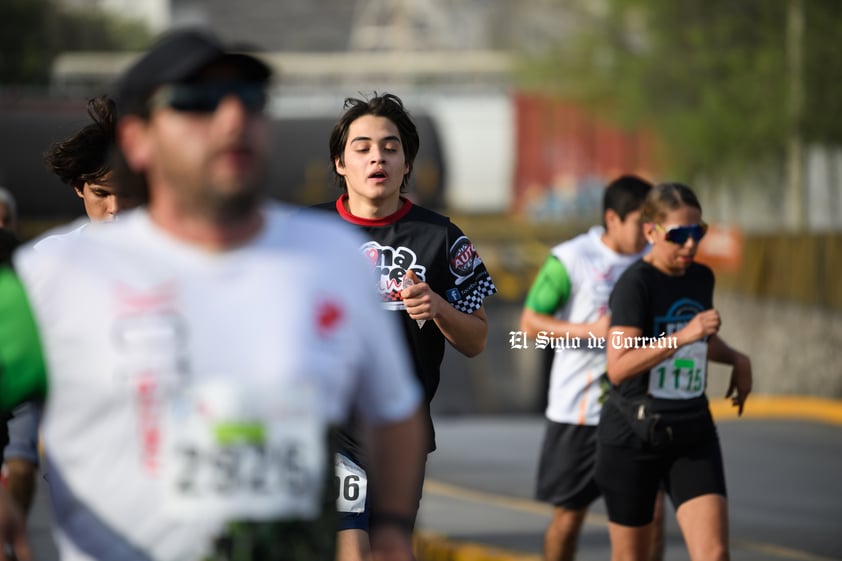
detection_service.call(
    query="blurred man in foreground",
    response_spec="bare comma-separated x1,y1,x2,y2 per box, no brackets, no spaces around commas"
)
0,28,425,561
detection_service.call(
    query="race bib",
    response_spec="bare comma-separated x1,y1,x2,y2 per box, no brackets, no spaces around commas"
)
161,380,326,521
648,341,707,399
335,453,367,514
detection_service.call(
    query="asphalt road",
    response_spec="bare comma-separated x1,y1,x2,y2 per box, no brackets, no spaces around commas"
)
20,409,842,561
418,414,842,561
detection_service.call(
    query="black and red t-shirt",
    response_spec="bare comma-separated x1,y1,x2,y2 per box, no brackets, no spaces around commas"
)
314,195,497,453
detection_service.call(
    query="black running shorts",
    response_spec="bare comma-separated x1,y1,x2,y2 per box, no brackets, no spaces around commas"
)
595,435,727,526
535,421,601,510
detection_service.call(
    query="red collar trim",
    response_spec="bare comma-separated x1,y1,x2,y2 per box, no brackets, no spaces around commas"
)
334,195,413,226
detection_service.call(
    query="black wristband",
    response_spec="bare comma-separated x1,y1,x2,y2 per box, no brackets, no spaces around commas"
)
369,512,415,534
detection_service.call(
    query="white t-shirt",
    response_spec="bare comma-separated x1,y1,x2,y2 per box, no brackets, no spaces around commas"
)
32,218,89,253
13,204,421,561
545,226,646,425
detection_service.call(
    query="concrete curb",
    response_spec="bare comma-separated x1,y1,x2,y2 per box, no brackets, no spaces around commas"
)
708,394,842,426
414,395,842,561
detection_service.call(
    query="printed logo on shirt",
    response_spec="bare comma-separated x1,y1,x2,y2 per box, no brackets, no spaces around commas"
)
112,282,188,476
654,297,705,335
446,288,461,303
359,241,427,305
650,298,708,399
315,298,344,337
449,236,478,282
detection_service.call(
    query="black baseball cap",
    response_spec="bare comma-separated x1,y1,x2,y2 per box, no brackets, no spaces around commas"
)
115,28,272,116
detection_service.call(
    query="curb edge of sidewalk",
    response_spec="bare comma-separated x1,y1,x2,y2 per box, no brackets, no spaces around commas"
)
415,530,540,561
707,394,842,426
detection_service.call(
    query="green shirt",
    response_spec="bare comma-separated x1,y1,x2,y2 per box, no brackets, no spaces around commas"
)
523,255,571,314
0,266,48,412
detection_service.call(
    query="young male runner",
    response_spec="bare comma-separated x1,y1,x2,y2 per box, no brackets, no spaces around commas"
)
520,175,665,561
316,92,497,561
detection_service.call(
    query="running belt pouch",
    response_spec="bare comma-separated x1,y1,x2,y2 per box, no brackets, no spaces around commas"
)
609,393,667,448
609,392,709,449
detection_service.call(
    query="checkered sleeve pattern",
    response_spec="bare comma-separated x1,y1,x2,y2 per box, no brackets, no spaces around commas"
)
453,275,497,314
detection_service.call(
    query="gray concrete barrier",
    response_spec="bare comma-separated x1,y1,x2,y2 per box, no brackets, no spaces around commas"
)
434,290,842,416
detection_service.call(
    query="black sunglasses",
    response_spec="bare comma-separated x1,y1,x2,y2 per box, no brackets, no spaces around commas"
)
148,82,267,114
655,223,708,245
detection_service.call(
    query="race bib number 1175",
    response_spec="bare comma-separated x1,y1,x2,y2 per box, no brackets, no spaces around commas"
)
648,341,707,399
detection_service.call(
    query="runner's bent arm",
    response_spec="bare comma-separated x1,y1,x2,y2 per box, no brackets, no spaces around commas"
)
432,302,488,357
606,309,721,385
401,272,488,357
4,402,41,517
707,334,752,415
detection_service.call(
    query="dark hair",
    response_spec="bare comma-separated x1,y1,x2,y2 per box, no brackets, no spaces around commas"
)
641,182,703,224
602,175,653,225
44,96,116,191
328,92,420,191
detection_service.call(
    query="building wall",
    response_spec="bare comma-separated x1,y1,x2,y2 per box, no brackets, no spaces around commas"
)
59,0,170,31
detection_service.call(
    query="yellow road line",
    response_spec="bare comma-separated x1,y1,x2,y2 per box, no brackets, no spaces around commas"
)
422,479,609,527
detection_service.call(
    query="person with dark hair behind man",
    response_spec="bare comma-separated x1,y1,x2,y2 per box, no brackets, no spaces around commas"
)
36,94,143,252
520,175,665,561
43,95,132,223
2,95,143,524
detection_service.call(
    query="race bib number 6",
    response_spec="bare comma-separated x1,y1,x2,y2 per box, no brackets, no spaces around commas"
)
161,381,326,521
335,453,367,514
